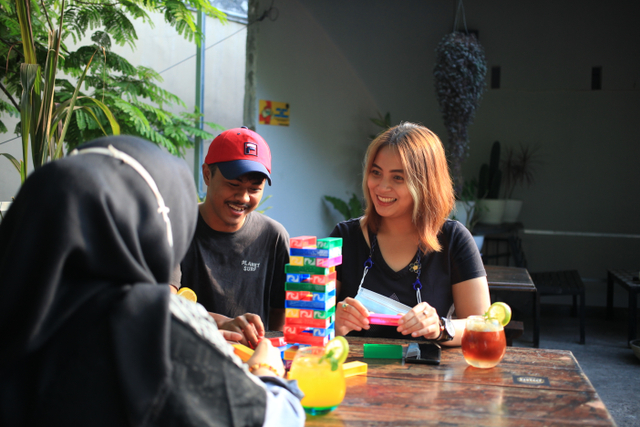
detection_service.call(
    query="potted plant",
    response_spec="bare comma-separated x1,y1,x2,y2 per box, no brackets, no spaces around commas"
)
501,143,540,222
433,31,487,195
450,178,485,250
476,141,505,225
324,111,390,222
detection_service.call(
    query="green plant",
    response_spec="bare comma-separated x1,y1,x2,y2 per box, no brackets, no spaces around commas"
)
1,0,120,183
451,178,482,232
1,0,225,182
369,111,391,139
477,141,502,199
256,194,272,215
433,31,487,195
324,111,390,221
501,143,540,199
324,193,362,221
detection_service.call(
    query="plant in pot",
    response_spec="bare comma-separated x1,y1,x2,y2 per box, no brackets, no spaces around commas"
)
501,143,540,223
450,178,485,251
476,141,505,225
324,111,391,221
433,21,487,195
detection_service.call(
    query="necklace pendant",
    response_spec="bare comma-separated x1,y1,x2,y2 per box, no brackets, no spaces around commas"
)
409,262,420,273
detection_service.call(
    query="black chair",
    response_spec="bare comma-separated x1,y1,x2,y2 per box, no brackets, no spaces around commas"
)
487,235,586,345
529,270,586,344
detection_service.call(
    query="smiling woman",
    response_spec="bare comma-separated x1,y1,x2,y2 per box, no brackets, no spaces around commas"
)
330,122,491,346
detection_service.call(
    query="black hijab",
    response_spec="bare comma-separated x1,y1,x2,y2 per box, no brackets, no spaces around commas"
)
0,136,197,425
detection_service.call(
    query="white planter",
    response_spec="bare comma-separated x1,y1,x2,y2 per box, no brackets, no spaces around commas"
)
502,199,523,223
0,201,11,222
477,199,506,225
451,200,476,229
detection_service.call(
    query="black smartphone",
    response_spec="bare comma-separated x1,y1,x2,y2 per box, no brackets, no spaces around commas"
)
405,342,441,365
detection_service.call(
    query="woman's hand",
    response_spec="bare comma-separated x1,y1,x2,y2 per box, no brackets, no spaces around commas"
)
397,302,440,339
335,297,370,336
247,339,285,377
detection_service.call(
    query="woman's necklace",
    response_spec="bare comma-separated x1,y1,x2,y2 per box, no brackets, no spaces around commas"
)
360,233,424,305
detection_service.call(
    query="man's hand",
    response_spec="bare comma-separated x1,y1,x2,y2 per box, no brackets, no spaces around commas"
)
218,329,244,342
210,312,265,348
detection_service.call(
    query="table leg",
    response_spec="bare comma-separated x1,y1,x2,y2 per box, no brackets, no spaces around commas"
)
628,288,637,346
579,289,585,345
606,271,614,320
533,290,540,348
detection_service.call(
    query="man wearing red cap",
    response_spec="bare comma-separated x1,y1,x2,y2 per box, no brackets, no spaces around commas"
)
171,127,289,346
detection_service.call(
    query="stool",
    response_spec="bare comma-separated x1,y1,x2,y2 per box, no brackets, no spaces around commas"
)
530,270,585,344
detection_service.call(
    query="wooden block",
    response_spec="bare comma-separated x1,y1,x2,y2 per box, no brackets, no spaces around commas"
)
267,336,286,347
290,247,342,259
317,237,343,249
285,264,335,275
286,280,336,293
363,344,403,359
316,255,342,268
343,361,368,378
290,236,317,249
232,344,254,362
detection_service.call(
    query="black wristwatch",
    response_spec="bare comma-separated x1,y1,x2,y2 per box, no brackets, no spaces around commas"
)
436,317,455,342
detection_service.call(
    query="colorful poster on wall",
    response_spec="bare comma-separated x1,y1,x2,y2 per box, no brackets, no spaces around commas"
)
259,100,290,126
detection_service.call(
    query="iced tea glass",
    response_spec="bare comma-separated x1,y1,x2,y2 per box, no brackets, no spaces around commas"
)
287,346,346,415
461,315,507,368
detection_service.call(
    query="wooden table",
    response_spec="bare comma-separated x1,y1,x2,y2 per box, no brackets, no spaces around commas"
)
606,269,640,345
485,265,540,348
305,337,615,426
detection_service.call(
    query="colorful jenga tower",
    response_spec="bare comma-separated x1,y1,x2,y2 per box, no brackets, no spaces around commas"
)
283,236,343,347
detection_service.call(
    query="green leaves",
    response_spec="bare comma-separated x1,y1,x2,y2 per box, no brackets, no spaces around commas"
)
2,0,226,182
434,32,487,194
324,193,363,221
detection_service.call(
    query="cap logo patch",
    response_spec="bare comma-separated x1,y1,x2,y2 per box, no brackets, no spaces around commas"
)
244,142,258,157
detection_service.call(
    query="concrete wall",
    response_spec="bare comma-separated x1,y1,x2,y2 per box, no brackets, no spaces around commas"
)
251,0,640,307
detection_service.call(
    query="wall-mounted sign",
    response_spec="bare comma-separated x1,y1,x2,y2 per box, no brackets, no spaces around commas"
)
259,100,290,126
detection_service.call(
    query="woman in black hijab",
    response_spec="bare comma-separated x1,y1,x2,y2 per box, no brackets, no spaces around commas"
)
0,136,304,426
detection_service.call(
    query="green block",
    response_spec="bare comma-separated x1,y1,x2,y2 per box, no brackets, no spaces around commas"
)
313,306,336,319
285,264,333,275
363,344,403,359
317,237,343,249
285,282,334,293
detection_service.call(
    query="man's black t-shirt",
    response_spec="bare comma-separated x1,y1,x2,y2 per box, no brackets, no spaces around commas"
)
174,211,289,329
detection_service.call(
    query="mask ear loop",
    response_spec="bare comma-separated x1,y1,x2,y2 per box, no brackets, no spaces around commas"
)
410,249,423,304
357,234,377,291
70,145,173,248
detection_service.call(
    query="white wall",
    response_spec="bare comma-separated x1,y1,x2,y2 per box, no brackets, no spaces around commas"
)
253,0,380,236
252,0,640,307
0,10,247,201
0,116,20,201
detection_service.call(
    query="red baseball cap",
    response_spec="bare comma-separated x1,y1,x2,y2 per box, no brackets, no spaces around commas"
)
205,126,272,185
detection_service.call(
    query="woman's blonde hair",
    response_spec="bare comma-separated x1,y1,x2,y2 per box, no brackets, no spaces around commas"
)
361,122,454,253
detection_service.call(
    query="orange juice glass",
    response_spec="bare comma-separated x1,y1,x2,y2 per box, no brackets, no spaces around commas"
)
287,346,346,415
461,315,507,368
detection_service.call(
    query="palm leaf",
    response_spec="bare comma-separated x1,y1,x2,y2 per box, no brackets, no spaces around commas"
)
0,153,21,174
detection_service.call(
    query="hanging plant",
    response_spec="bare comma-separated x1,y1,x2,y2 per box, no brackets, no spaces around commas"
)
433,20,487,195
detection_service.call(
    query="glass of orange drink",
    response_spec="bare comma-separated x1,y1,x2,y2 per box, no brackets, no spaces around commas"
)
287,338,348,416
461,303,511,369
